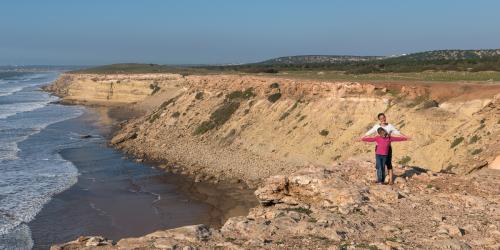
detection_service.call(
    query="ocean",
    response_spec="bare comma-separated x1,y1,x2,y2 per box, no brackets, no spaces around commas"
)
0,70,256,250
0,71,84,249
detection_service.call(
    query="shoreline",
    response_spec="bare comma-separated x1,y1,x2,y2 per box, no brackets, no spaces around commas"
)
29,105,257,249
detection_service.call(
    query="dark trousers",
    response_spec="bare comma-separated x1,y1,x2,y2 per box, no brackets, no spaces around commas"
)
375,145,393,170
375,154,388,183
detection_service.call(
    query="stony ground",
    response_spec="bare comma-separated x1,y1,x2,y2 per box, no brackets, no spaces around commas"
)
52,157,500,250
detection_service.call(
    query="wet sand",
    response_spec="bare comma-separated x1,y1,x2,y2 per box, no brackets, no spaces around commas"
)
28,108,257,249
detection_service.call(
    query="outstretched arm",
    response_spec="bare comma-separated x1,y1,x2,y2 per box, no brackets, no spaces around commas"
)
365,125,377,136
389,136,410,142
360,137,377,142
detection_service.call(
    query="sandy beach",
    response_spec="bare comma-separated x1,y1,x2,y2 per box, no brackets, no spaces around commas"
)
27,107,256,249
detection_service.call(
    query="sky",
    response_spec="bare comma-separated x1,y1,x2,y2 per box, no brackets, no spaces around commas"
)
0,0,499,65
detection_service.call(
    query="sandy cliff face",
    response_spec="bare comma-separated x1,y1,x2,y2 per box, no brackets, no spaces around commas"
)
47,74,500,182
45,73,185,105
46,73,500,249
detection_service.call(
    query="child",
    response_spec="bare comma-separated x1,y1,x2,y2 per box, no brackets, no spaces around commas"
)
358,127,410,184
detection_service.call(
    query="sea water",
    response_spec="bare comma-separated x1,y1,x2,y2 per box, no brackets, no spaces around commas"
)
0,71,83,250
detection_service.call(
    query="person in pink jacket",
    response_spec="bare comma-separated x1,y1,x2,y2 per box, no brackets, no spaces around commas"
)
357,127,410,184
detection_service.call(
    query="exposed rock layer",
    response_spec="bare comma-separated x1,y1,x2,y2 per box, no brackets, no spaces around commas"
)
51,158,500,249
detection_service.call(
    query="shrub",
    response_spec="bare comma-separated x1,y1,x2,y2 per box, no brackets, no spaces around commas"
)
226,88,255,101
149,83,161,95
267,93,282,103
270,82,280,89
471,149,483,155
194,121,216,135
159,97,176,109
469,135,480,144
148,112,161,123
298,115,307,122
319,129,329,136
195,92,204,100
194,101,240,135
398,156,411,165
171,111,181,118
210,101,240,126
450,137,464,148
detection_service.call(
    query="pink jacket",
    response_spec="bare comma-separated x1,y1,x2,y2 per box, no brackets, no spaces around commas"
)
361,136,408,155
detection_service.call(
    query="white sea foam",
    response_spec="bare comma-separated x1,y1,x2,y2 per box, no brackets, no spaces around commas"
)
0,71,84,249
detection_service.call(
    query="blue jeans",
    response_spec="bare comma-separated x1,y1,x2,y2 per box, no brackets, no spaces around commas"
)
375,154,388,183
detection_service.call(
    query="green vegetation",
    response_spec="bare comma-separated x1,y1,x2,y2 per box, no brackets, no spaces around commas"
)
471,149,483,155
319,129,329,136
226,88,256,101
267,93,282,103
71,50,500,85
194,89,255,135
194,120,217,135
469,135,480,144
148,112,161,123
398,156,411,165
159,97,176,109
450,137,465,148
149,83,160,95
284,207,313,215
338,241,379,250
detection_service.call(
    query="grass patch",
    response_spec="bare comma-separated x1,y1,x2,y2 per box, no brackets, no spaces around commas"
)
194,121,216,135
284,207,312,215
471,149,483,155
398,156,411,165
267,93,282,103
319,129,329,136
159,97,176,109
194,93,242,135
225,237,236,242
450,137,464,148
148,112,161,123
469,135,480,144
308,234,334,244
195,92,204,100
210,101,240,126
226,88,255,101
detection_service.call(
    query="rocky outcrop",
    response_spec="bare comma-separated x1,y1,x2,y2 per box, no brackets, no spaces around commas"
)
51,158,500,249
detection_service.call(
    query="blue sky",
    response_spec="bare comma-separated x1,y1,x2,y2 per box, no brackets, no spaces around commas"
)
1,0,499,65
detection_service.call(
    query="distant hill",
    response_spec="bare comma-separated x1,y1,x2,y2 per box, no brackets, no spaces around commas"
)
73,49,500,75
392,49,500,61
258,55,383,65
